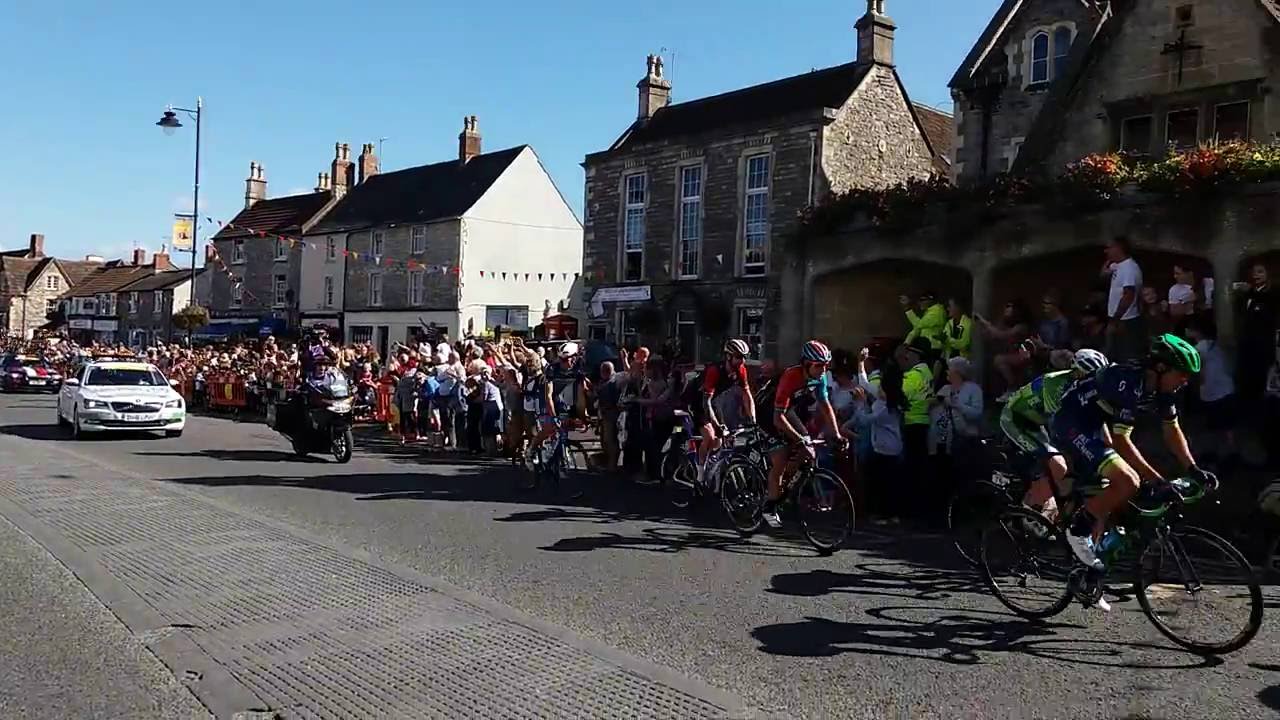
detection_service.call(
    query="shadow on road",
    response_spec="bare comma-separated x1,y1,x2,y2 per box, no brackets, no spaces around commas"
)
539,526,810,558
138,449,327,463
752,605,1224,670
0,423,165,442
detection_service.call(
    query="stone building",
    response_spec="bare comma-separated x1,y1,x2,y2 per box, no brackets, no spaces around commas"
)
581,0,950,362
60,249,178,346
949,0,1280,181
117,267,204,347
782,0,1280,365
207,149,345,336
0,234,102,338
309,118,580,359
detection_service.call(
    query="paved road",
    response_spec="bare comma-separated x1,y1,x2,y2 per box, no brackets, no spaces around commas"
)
1,393,1278,719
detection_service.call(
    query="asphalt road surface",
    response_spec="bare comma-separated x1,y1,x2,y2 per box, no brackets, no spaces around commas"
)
1,391,1278,719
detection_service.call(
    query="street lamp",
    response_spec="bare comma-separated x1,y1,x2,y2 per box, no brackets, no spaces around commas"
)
155,98,202,308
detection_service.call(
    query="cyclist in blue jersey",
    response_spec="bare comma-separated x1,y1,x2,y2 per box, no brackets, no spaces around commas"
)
1051,334,1217,569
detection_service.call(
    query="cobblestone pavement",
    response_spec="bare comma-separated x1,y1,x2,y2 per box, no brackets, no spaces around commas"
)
0,394,1278,718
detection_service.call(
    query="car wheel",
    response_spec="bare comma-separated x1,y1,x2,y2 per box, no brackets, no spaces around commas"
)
56,403,68,427
71,408,83,440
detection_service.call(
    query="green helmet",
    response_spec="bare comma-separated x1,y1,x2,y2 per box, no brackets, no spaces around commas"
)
1148,333,1201,374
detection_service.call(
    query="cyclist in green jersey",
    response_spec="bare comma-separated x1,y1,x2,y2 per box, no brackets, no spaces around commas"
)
1000,349,1110,514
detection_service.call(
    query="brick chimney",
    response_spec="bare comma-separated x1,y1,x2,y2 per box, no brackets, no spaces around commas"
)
132,247,147,266
153,246,173,270
458,117,482,163
856,0,896,67
314,172,331,193
637,55,672,120
204,244,216,263
245,161,267,208
358,143,380,183
28,233,44,258
331,143,354,196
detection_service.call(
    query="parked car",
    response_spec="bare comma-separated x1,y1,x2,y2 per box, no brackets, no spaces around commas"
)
1,354,63,393
56,360,186,439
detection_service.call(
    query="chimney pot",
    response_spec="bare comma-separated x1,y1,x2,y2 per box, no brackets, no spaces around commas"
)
357,143,380,184
459,116,482,162
637,54,673,120
132,247,147,266
28,233,44,258
856,0,896,67
245,161,268,208
331,142,354,195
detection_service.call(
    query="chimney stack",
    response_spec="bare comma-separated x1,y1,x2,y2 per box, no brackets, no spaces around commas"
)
204,244,216,263
245,162,267,208
637,55,672,120
315,172,332,193
28,233,44,258
458,116,482,163
358,143,380,183
856,0,896,67
331,143,354,196
153,246,172,270
132,247,147,266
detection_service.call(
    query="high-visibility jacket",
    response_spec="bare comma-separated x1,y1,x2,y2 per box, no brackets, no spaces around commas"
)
943,315,974,359
905,303,947,351
903,362,934,426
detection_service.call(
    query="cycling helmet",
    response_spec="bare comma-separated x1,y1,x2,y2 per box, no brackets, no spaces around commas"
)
724,338,750,357
801,340,832,364
1072,348,1110,375
1148,333,1201,374
558,341,580,358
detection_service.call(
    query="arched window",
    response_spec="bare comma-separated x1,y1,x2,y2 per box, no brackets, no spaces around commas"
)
1030,31,1050,84
1053,26,1073,79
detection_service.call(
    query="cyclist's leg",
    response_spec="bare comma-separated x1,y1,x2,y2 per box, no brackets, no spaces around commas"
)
697,421,719,465
767,444,789,502
1001,411,1054,507
1082,453,1140,539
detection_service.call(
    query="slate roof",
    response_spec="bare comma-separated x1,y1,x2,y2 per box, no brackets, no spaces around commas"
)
61,265,151,298
912,103,955,168
59,259,105,286
119,269,203,292
1,258,40,295
212,191,334,240
313,146,526,232
607,62,872,151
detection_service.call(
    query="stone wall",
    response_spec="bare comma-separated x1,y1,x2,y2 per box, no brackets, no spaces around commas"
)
781,185,1280,364
953,0,1097,180
822,64,937,194
7,264,68,337
209,236,301,316
343,221,459,311
1046,0,1280,168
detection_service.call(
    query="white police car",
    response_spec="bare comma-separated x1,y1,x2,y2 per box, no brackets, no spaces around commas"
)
56,360,186,439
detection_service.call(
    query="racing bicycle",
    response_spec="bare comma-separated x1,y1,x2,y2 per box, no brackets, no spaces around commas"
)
730,439,857,556
979,475,1263,655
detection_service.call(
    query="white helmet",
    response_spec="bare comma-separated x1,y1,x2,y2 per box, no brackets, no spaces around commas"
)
558,341,580,358
1072,348,1110,375
724,338,750,357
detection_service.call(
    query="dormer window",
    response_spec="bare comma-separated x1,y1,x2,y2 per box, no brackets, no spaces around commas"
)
1024,23,1075,88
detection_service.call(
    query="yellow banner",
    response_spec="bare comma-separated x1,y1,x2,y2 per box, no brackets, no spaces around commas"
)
172,215,194,250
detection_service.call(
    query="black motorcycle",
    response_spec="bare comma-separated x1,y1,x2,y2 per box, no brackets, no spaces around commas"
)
267,372,354,463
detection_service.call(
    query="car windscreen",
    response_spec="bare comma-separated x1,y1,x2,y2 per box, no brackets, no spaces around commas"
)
85,368,165,386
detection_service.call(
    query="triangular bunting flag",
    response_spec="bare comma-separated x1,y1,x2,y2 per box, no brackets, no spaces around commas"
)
524,273,530,281
538,273,543,281
479,271,485,278
502,272,507,280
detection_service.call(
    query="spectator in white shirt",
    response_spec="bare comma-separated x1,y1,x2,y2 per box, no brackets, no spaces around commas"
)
1168,264,1199,321
1101,235,1144,362
1186,318,1236,462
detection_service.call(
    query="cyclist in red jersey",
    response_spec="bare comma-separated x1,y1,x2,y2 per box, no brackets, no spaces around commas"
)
697,339,757,484
761,340,845,528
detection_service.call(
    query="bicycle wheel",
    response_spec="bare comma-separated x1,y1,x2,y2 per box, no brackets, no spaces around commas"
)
665,453,699,510
1135,525,1263,655
659,445,684,487
948,481,1013,567
796,468,856,555
979,506,1074,619
721,457,767,535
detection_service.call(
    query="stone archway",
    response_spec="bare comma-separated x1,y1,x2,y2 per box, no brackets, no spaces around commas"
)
810,259,973,353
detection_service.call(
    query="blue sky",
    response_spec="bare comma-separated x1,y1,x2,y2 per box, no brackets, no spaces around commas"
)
0,0,999,263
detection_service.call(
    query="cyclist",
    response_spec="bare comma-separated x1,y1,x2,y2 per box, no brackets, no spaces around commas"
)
1001,348,1111,517
530,341,587,454
1051,334,1217,570
762,340,845,529
696,339,757,486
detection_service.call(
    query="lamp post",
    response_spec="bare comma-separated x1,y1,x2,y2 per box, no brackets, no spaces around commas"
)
155,98,202,308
